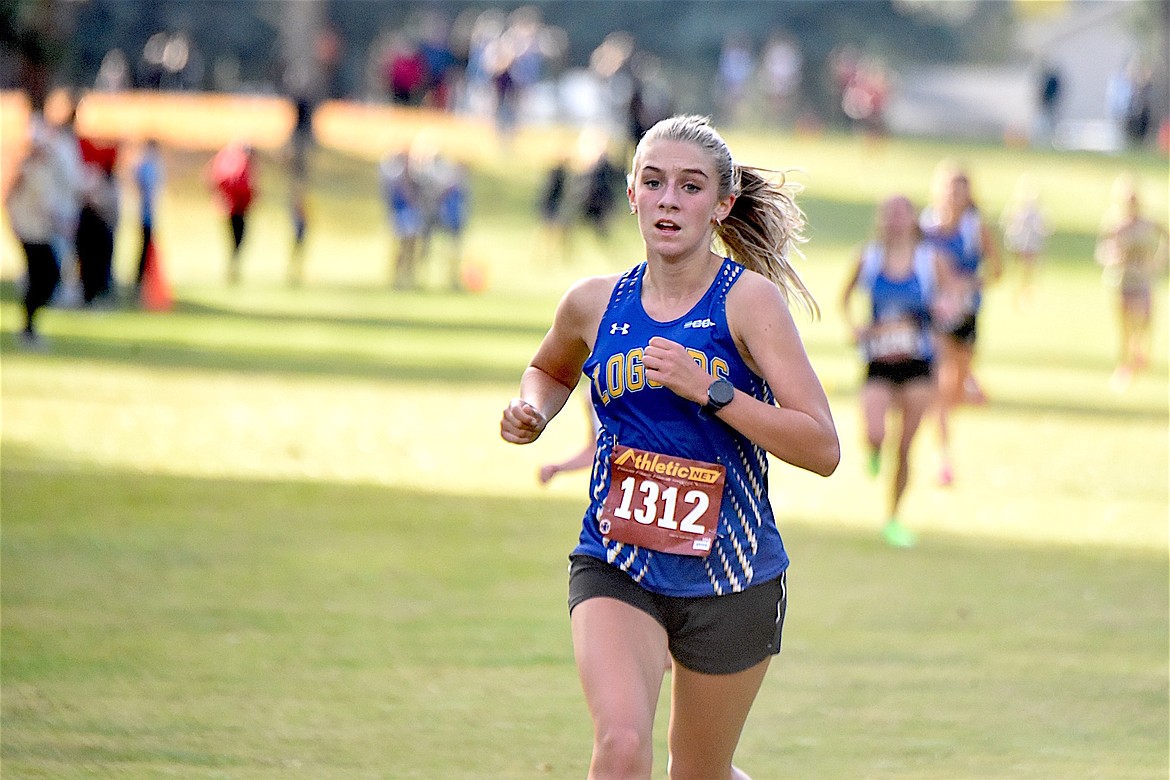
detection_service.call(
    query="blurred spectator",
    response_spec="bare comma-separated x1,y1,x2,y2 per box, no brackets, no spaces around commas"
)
207,142,256,284
490,50,520,143
1034,59,1063,145
160,32,199,90
44,106,85,308
462,9,507,115
534,154,572,264
429,156,470,291
378,139,470,291
589,31,636,141
531,129,624,263
1106,60,1134,138
1106,57,1159,149
504,6,553,99
139,33,167,89
580,143,623,241
1122,60,1154,146
134,139,163,294
138,31,201,90
841,57,890,143
95,49,130,91
76,138,120,305
418,11,459,109
379,148,426,289
282,47,319,181
833,45,861,105
714,32,755,124
288,179,308,287
314,23,346,100
5,130,60,350
627,52,673,147
289,92,314,180
759,32,802,125
383,34,427,105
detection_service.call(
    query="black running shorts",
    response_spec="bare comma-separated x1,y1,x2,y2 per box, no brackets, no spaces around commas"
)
567,554,787,675
941,312,978,345
866,358,934,386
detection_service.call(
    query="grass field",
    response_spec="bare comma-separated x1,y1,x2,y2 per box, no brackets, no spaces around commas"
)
1,107,1167,779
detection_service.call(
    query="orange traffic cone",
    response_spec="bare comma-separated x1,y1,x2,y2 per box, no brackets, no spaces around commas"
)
141,241,173,312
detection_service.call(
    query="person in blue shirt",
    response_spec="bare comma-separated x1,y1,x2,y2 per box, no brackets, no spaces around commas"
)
379,149,425,289
841,195,958,547
133,138,163,294
432,156,469,291
501,115,838,780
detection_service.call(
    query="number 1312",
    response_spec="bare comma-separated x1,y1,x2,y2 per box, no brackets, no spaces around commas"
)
612,476,710,534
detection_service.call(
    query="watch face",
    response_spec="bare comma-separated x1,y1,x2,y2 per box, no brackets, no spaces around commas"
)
709,378,735,406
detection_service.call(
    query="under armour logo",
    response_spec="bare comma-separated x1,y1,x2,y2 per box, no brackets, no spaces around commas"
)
609,322,630,335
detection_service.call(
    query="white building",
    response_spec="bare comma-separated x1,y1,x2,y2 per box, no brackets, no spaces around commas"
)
887,1,1164,151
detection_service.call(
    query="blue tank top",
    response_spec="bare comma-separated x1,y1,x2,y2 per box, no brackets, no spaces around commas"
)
920,206,985,310
858,242,936,363
574,259,788,597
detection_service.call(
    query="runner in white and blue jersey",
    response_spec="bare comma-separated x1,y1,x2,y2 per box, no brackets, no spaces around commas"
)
842,195,958,548
501,115,838,780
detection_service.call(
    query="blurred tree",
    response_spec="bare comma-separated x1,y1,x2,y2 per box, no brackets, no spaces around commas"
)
0,0,75,111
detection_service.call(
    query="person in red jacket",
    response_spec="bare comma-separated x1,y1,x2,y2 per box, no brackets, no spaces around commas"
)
208,142,256,284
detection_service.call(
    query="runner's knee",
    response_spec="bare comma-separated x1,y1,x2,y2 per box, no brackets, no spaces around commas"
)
593,724,652,776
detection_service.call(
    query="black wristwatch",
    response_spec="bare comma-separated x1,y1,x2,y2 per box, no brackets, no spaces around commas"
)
701,378,735,416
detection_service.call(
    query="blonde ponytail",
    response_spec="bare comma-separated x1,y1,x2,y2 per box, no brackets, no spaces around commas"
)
717,165,816,318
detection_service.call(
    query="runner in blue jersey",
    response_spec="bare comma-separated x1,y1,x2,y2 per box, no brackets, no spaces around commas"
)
841,195,958,548
501,115,838,780
919,161,1002,485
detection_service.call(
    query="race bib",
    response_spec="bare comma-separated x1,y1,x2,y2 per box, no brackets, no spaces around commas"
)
865,318,920,363
598,445,725,557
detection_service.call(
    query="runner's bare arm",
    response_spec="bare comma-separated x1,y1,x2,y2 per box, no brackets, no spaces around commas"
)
980,221,1004,283
724,273,839,476
500,276,615,445
839,254,865,343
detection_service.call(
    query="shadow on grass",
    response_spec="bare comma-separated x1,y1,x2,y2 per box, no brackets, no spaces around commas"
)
0,281,550,338
168,296,552,339
8,331,528,385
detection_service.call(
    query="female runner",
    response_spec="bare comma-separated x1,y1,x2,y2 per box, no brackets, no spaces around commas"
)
501,115,838,779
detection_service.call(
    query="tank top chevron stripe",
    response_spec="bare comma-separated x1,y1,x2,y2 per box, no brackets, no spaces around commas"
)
574,259,789,597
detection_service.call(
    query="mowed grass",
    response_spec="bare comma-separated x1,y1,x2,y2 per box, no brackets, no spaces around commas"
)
1,118,1167,779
